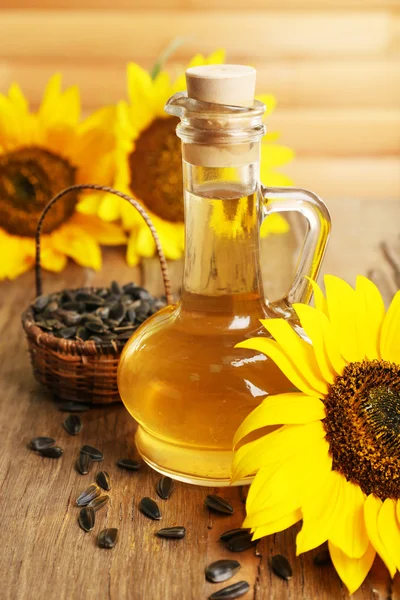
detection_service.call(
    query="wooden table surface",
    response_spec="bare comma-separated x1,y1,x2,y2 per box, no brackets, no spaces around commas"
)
1,200,400,600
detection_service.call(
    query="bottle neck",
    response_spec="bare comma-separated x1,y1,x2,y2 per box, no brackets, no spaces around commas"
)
180,155,265,308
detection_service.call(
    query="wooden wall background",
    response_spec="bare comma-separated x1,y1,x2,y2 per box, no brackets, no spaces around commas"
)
0,0,399,203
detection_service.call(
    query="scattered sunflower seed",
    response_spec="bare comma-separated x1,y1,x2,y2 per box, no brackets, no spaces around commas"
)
80,445,103,461
76,484,101,507
38,446,63,458
89,495,110,512
205,559,241,583
220,528,250,542
29,437,55,451
116,458,141,471
156,527,186,539
226,532,257,553
270,554,293,581
56,400,90,413
205,494,234,515
313,548,332,567
156,476,174,500
63,414,82,436
139,497,161,520
96,471,111,491
209,581,250,599
78,506,95,532
98,528,118,549
76,452,92,475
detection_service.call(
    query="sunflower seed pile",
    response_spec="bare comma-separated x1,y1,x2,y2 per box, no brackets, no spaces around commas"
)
32,281,166,344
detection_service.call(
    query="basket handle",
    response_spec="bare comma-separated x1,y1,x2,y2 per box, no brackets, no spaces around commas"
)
35,184,173,305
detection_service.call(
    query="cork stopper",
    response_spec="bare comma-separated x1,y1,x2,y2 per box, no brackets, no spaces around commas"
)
185,65,256,108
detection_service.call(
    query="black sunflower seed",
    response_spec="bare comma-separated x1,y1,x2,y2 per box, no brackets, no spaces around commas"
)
209,581,250,599
85,321,106,334
111,280,123,296
76,292,103,303
62,311,82,326
109,302,126,324
220,528,251,542
46,300,58,313
95,306,110,320
63,414,82,436
205,559,241,583
76,484,101,507
76,326,89,341
98,528,118,549
156,526,186,539
313,548,332,567
226,532,257,553
78,507,95,532
127,308,136,322
59,326,77,339
89,495,110,512
205,494,234,515
156,476,174,499
38,446,63,458
96,471,111,491
270,554,293,581
80,445,103,461
33,294,49,312
29,436,56,451
116,458,141,471
62,301,85,312
56,400,90,412
76,452,92,475
139,497,161,520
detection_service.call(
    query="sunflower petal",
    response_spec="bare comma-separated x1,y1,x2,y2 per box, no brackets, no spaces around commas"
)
251,509,302,541
364,494,396,578
232,420,326,484
233,392,325,448
236,337,323,397
51,224,101,271
328,541,375,595
261,144,294,169
69,213,126,246
355,276,385,360
126,230,140,267
257,94,277,117
306,277,329,317
297,470,343,555
329,480,369,559
380,290,400,364
377,498,400,572
324,274,364,363
260,213,289,237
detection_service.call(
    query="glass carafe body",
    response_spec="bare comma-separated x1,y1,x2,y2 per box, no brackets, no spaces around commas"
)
118,96,331,486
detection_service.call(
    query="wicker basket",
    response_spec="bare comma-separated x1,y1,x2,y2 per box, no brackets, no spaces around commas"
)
21,184,173,405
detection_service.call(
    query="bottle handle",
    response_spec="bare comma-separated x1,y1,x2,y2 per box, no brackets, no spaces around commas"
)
261,185,331,316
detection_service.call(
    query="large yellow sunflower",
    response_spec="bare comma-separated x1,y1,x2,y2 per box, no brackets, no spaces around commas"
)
232,275,400,594
0,74,126,280
78,51,293,266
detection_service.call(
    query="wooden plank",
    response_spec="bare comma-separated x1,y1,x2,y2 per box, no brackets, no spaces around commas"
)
286,157,400,200
0,10,394,61
269,108,400,155
1,58,399,110
2,0,399,9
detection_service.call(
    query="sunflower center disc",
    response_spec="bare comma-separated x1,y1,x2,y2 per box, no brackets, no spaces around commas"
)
324,360,400,499
0,147,77,236
128,117,184,222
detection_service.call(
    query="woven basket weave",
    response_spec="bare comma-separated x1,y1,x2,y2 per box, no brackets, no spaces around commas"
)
21,184,172,405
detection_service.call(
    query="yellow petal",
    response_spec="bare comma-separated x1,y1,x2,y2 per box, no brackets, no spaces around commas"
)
307,277,329,317
97,193,123,223
232,420,326,483
68,213,126,246
297,470,343,555
377,498,400,572
380,290,400,364
260,213,289,237
76,192,103,216
251,509,302,540
261,144,294,169
233,392,325,448
135,226,156,258
328,541,375,595
293,303,344,382
126,230,140,267
355,275,385,360
364,494,396,578
51,224,101,271
329,480,369,559
236,337,323,397
38,73,62,123
245,438,331,522
260,169,293,188
256,93,277,117
324,274,364,363
206,48,226,65
41,239,67,273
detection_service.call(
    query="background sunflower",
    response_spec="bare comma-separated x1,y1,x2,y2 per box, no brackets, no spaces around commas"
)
0,74,126,280
77,51,294,267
